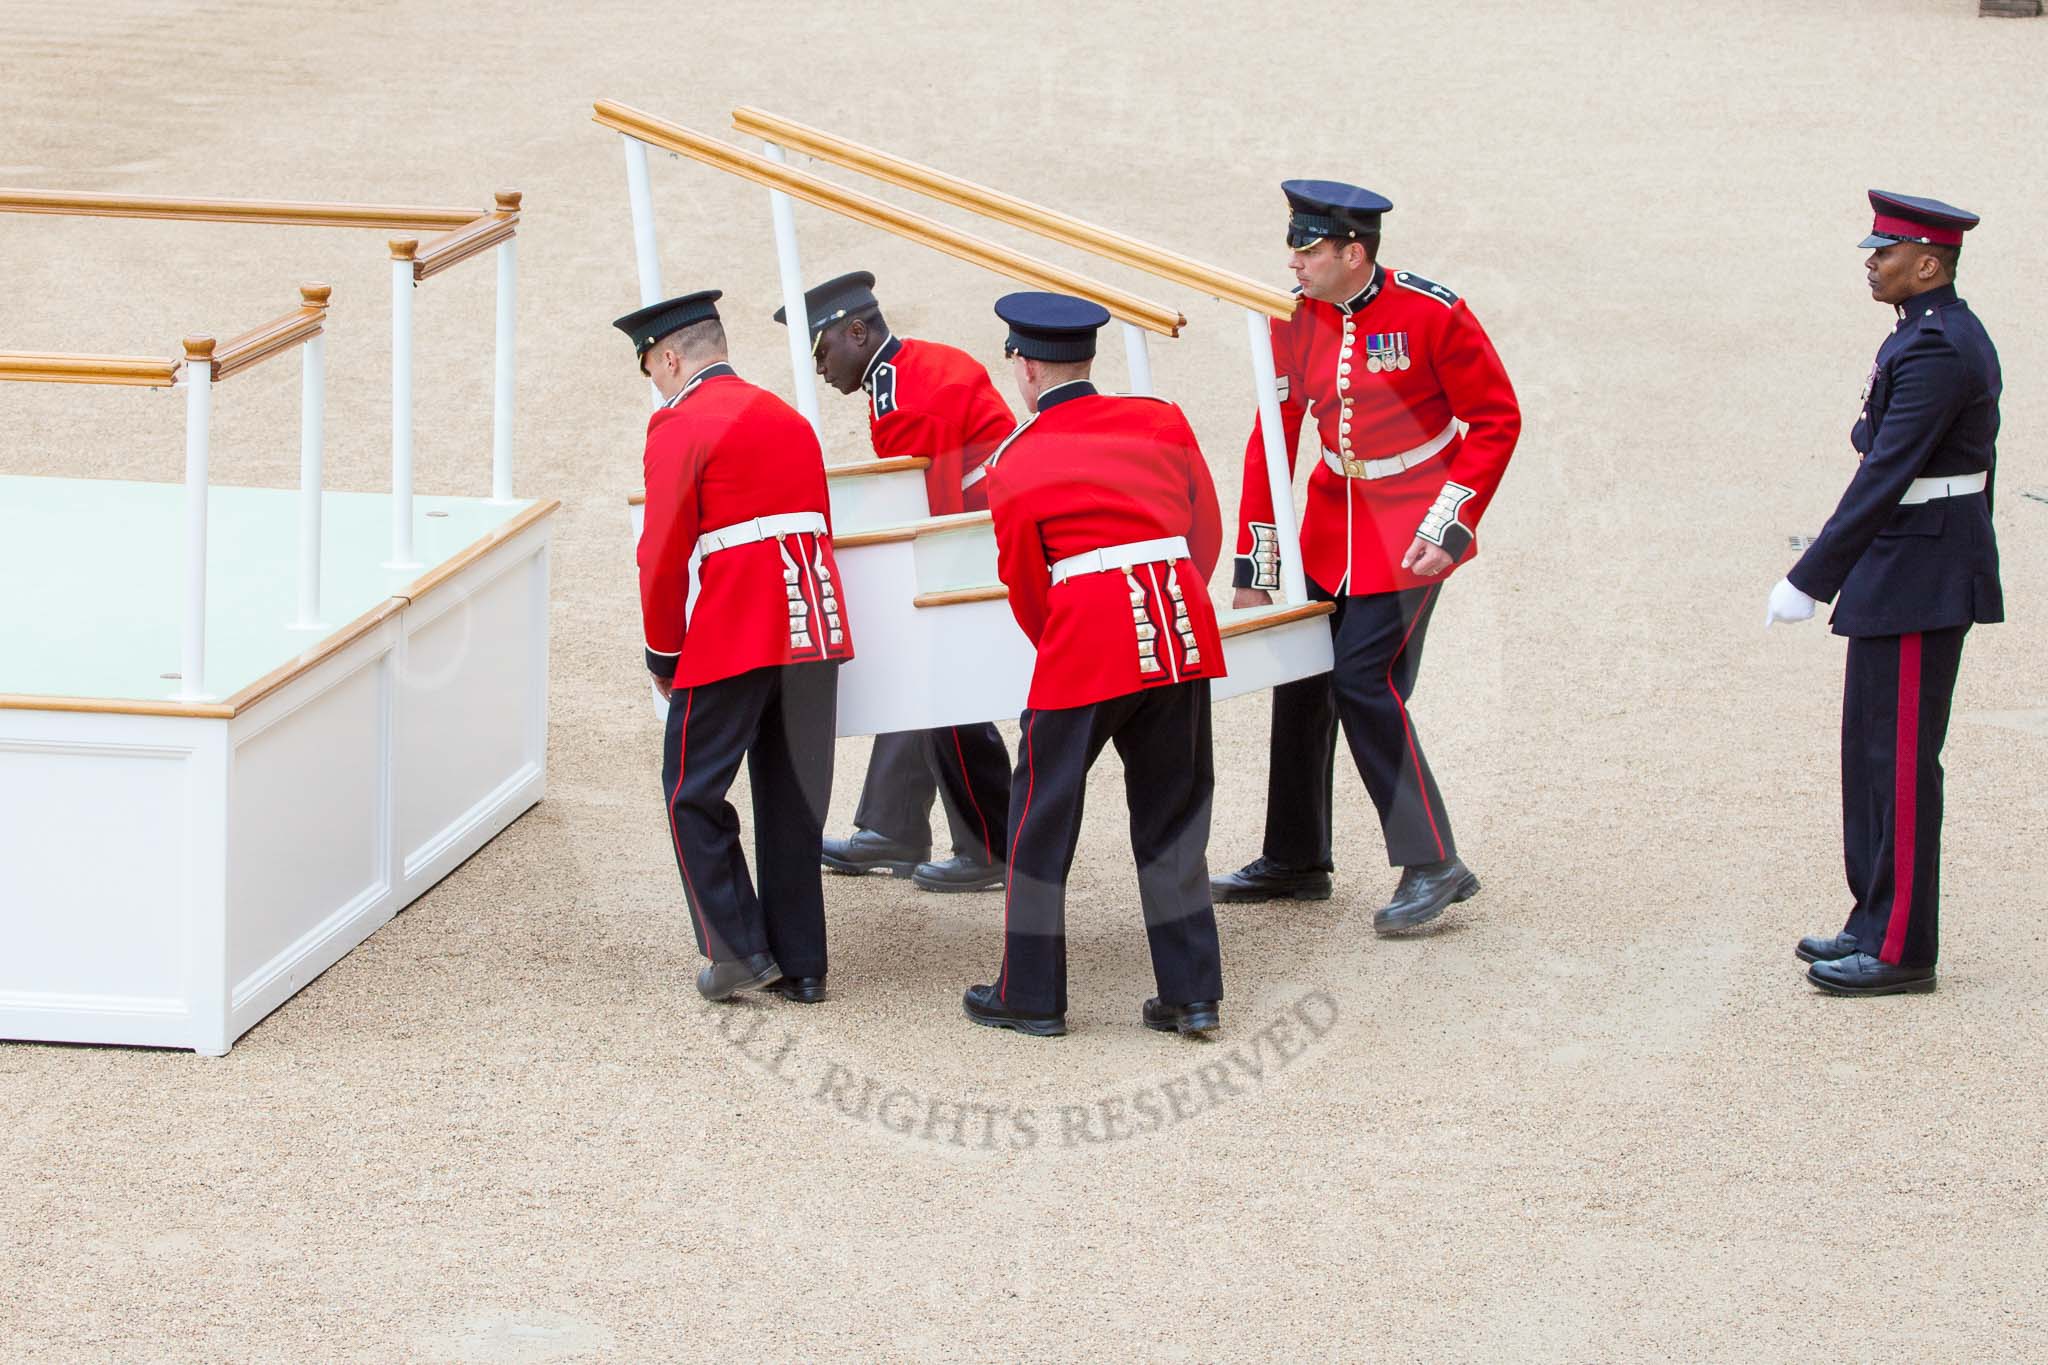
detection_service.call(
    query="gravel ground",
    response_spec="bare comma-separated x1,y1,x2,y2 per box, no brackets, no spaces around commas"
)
2,1,2044,1360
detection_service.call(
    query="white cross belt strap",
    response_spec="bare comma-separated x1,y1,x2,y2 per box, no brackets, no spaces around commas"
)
1049,536,1191,586
1897,471,1987,506
1320,419,1459,481
695,511,829,560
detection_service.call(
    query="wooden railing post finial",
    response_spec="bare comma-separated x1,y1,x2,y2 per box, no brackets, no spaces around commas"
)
388,237,419,262
300,282,332,311
183,335,217,363
494,189,522,215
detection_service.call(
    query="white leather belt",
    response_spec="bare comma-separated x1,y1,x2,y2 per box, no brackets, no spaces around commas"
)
1898,471,1986,505
961,462,988,492
1320,419,1458,480
695,511,828,559
1049,535,1190,586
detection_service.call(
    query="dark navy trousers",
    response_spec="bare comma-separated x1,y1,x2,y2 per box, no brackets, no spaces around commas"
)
1839,626,1967,969
994,680,1222,1017
661,661,838,976
853,724,1011,865
1259,580,1457,871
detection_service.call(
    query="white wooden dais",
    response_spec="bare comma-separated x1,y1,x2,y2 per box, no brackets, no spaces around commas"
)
0,511,554,1056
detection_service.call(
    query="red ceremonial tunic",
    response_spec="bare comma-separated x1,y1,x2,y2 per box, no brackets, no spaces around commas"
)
985,382,1226,710
638,364,855,688
1234,266,1521,596
862,335,1017,514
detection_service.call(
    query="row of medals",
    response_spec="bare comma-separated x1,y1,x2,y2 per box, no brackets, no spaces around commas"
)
1128,567,1201,674
784,541,843,651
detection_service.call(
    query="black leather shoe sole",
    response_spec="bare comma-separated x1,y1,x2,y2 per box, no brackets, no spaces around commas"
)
1143,1003,1220,1035
1806,966,1936,996
697,956,782,1002
765,977,826,1004
1374,871,1480,936
962,1000,1067,1037
821,852,923,878
911,866,1004,893
1211,876,1334,904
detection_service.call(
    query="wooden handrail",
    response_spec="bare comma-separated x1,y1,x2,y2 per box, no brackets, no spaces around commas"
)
914,586,1007,608
0,187,479,232
413,191,522,281
733,107,1297,321
593,101,1185,337
206,284,329,382
0,352,177,387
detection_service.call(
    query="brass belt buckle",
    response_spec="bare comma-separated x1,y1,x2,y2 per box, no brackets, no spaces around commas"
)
1342,456,1367,478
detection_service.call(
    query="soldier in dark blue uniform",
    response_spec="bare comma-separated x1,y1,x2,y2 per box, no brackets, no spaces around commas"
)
1767,190,2003,996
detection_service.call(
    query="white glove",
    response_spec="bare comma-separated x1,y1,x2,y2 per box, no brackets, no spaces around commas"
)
1764,577,1817,628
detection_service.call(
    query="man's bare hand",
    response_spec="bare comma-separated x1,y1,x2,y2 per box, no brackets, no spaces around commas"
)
651,674,673,701
1401,537,1454,577
1233,587,1272,610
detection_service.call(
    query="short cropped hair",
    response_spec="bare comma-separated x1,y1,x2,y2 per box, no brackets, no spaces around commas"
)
1348,231,1381,266
643,317,727,375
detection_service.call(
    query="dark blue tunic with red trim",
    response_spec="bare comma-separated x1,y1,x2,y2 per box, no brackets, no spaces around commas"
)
1788,283,2002,637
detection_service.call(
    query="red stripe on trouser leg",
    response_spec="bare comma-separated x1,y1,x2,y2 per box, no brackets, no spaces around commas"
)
999,713,1038,1005
663,689,717,961
949,726,994,863
1386,585,1446,861
1882,633,1923,965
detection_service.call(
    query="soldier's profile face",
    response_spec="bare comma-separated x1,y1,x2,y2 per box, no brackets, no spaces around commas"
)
814,321,866,394
1289,238,1363,304
1865,241,1929,306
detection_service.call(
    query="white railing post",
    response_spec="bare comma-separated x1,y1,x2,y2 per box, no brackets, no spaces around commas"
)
1245,307,1307,607
491,230,518,503
295,284,330,629
387,239,420,569
761,142,825,444
177,335,216,700
622,135,664,306
1121,322,1154,396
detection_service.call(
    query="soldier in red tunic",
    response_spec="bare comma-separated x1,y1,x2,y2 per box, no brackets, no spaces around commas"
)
1213,181,1521,935
961,292,1227,1038
774,272,1013,893
617,290,854,1004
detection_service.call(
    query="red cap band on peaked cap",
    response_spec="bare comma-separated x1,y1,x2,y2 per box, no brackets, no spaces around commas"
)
1871,213,1965,246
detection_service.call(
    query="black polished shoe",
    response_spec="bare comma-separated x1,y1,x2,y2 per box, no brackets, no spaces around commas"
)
1806,953,1936,996
1210,856,1334,904
1142,997,1220,1035
821,828,928,878
764,976,827,1004
961,983,1066,1037
1373,858,1480,936
911,855,1004,893
1796,932,1858,965
696,951,781,1002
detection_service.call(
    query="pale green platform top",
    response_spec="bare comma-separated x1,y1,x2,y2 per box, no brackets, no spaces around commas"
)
0,476,538,706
